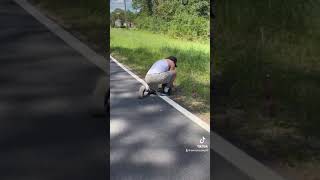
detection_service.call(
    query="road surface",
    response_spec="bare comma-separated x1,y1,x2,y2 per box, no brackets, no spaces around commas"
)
110,60,210,180
0,0,106,179
110,59,254,180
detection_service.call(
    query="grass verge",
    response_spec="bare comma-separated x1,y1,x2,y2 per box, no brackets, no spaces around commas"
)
111,28,210,122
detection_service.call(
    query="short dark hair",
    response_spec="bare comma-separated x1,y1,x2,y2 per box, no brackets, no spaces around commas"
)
166,56,177,67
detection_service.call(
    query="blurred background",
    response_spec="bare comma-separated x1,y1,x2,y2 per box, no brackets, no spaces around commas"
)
213,0,320,179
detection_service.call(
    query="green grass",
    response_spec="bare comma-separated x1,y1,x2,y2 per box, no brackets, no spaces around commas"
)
31,0,107,52
111,28,210,115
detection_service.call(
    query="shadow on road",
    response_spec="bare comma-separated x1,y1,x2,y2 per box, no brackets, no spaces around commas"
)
110,60,210,180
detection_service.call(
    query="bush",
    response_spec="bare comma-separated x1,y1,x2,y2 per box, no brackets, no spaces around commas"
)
169,12,209,40
131,0,209,41
133,14,208,41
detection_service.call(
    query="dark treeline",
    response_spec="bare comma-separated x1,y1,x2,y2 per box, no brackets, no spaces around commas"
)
215,0,319,39
33,0,106,15
214,0,320,141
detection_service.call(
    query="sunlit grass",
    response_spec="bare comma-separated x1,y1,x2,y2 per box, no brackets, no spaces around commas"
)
111,28,210,114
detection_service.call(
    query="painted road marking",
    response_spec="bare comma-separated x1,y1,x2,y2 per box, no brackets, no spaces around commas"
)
110,57,285,180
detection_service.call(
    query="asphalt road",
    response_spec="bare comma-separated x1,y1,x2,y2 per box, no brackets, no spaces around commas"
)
0,0,106,179
110,60,210,180
110,59,254,180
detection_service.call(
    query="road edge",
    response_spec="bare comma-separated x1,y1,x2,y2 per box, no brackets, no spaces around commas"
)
111,55,286,180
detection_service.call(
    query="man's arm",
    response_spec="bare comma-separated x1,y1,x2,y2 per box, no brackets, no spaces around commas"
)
167,60,176,71
166,59,176,88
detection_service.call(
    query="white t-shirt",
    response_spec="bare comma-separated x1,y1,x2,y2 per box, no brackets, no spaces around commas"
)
146,59,169,75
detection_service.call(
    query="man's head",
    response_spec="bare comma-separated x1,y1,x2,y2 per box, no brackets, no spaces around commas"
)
166,56,177,67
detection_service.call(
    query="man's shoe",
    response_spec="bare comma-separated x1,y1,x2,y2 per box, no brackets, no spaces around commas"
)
163,87,171,96
160,92,169,96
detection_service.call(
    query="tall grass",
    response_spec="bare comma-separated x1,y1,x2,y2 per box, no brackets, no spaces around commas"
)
111,28,210,113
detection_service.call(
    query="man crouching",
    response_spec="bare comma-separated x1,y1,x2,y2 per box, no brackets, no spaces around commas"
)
145,56,177,96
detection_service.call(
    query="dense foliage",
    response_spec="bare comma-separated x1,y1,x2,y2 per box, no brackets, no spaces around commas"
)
215,0,319,36
131,0,210,40
110,8,136,28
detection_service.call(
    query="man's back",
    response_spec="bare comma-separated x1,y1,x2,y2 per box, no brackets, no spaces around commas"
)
147,60,169,74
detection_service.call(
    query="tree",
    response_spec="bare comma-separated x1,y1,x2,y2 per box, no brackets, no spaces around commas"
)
126,10,136,26
132,0,153,15
110,8,125,27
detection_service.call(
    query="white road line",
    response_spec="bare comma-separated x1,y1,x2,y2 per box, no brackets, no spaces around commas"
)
160,96,210,132
212,133,286,180
110,56,150,90
15,0,286,179
14,0,107,73
111,56,210,132
111,58,286,180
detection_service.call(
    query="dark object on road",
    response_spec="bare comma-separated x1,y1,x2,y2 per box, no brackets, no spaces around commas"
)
138,84,171,98
160,83,172,96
